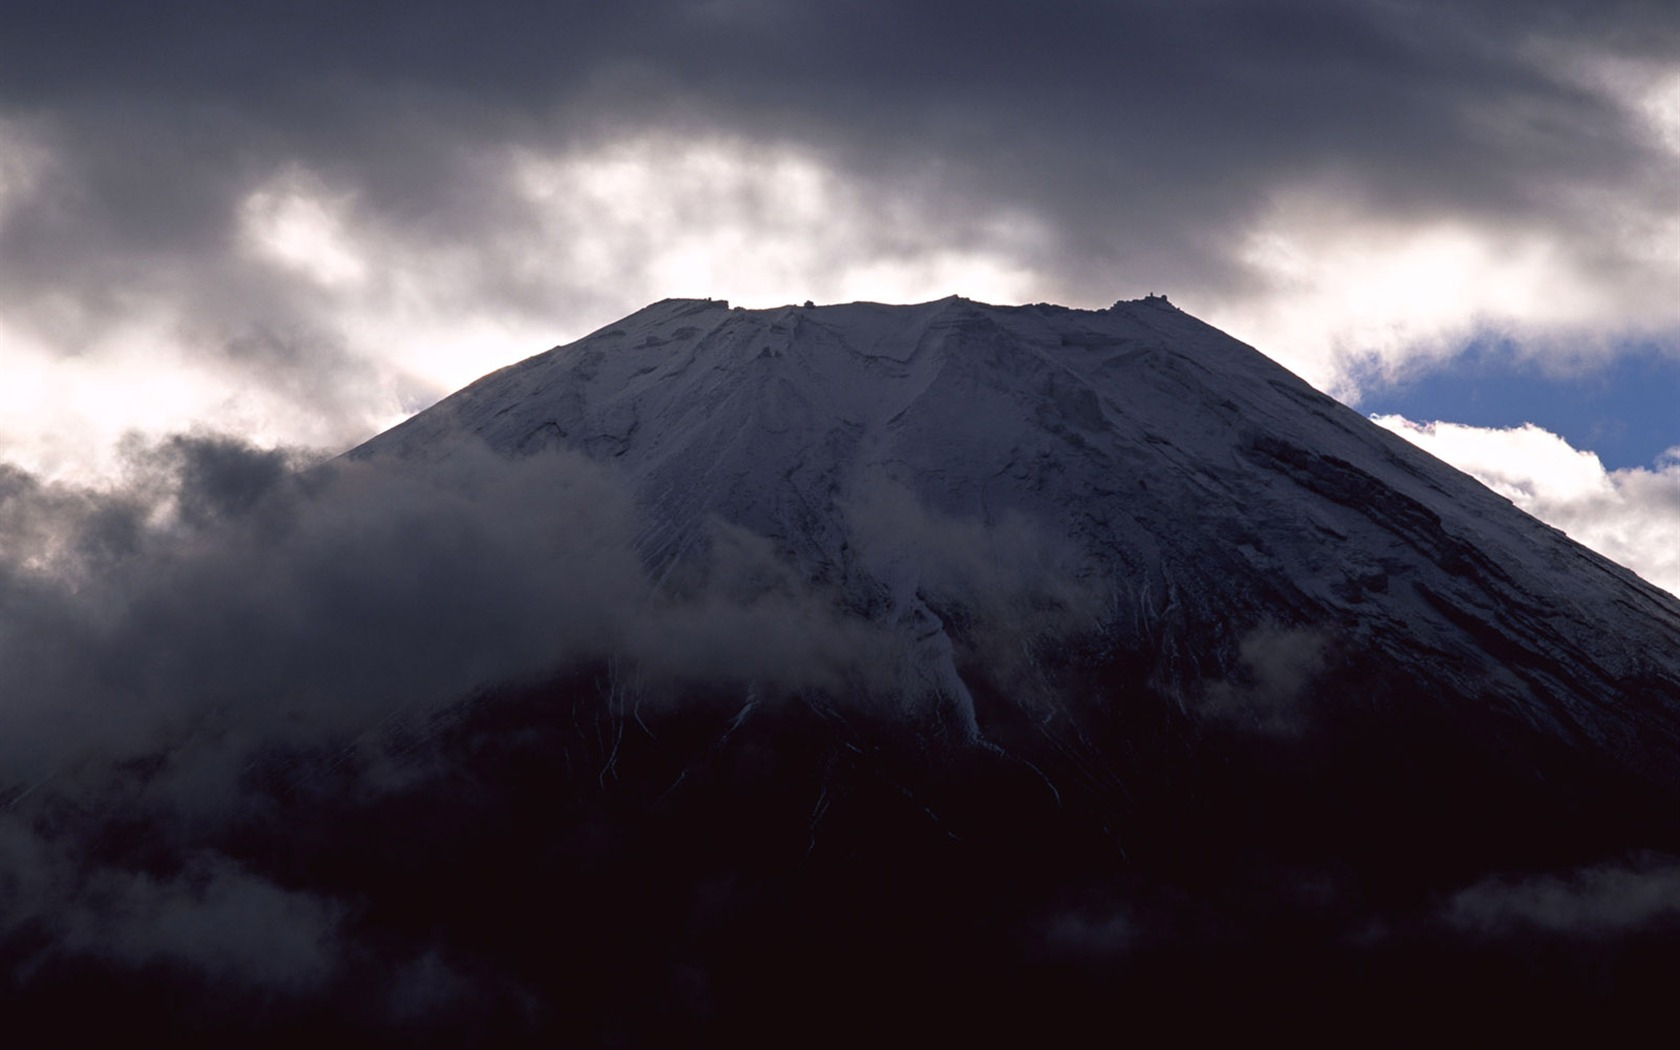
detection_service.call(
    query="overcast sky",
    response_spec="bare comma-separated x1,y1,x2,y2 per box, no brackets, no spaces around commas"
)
1,0,1677,589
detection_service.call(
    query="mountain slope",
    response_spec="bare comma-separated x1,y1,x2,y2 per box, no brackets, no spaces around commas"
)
355,294,1680,785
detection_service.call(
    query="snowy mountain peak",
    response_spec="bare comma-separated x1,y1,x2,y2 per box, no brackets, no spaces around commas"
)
354,296,1680,784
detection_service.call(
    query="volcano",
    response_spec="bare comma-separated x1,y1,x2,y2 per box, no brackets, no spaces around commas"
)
346,295,1680,1040
7,296,1678,1045
361,295,1679,776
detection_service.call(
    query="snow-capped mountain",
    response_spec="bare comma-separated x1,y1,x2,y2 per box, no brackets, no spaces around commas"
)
10,296,1671,1045
356,295,1680,786
340,297,1680,1042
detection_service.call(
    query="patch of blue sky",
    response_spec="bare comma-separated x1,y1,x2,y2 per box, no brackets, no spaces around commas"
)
1355,339,1680,472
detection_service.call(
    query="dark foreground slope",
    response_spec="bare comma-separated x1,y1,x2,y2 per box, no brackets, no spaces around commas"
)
2,298,1676,1045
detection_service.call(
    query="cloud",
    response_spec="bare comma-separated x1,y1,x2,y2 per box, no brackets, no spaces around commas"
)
1374,415,1680,595
1196,623,1330,736
1203,202,1664,398
843,475,1101,634
0,427,1125,1008
69,857,346,990
1040,906,1135,960
1442,855,1680,939
0,437,650,782
0,430,1099,791
0,815,345,993
1,2,1676,476
0,436,720,991
619,515,911,697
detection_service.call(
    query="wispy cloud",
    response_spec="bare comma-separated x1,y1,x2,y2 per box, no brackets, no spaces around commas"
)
1442,855,1680,939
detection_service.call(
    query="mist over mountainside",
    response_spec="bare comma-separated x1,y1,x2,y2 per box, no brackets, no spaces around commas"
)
1,297,1676,1044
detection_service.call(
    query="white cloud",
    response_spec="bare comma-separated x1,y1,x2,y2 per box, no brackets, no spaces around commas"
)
1373,415,1680,597
1200,188,1680,401
1191,42,1680,400
240,170,369,288
0,312,402,484
1644,71,1680,154
507,134,1052,315
2,135,1059,485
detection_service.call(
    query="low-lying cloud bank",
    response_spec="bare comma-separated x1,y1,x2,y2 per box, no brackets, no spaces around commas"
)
1443,855,1680,940
1374,415,1680,596
0,429,1105,954
4,434,1036,789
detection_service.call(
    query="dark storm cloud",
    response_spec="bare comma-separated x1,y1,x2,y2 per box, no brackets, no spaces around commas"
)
3,1,1676,444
